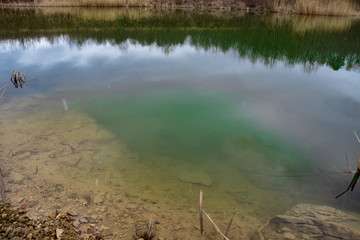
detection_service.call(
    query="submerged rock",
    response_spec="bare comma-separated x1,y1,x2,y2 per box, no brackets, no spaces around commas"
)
260,204,360,240
178,170,212,186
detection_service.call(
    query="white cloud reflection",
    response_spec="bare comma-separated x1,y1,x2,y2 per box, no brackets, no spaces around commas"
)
0,37,196,69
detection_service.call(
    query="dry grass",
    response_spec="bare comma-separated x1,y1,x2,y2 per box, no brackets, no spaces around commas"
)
1,0,359,16
295,0,358,16
34,0,146,7
244,0,359,15
40,7,154,20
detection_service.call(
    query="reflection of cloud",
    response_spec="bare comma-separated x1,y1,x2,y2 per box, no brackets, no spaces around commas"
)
14,37,124,68
0,37,197,70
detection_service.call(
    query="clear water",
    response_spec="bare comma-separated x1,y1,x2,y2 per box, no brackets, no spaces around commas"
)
1,7,360,238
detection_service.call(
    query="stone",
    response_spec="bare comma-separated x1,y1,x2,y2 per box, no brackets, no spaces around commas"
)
56,228,63,239
261,204,360,240
12,172,25,184
17,151,31,159
178,170,212,186
93,195,103,204
125,204,137,210
73,220,80,228
26,233,33,239
79,217,88,224
283,232,296,239
102,228,112,236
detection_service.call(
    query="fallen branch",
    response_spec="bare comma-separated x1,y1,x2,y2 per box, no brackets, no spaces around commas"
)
0,167,6,202
203,210,230,240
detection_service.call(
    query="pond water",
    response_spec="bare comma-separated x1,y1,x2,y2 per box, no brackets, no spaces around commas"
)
1,7,360,239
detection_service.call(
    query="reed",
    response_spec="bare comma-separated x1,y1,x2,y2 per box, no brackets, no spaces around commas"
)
35,0,145,7
199,190,203,235
294,0,358,16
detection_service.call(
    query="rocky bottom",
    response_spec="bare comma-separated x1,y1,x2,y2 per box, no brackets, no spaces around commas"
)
261,204,360,240
0,203,104,240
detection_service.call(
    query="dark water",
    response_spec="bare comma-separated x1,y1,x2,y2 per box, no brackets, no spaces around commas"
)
1,7,360,216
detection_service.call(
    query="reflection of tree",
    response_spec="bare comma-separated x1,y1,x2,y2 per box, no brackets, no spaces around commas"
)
0,8,359,72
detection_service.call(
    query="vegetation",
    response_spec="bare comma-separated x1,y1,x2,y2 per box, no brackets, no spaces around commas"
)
10,70,27,88
0,0,359,16
0,8,359,71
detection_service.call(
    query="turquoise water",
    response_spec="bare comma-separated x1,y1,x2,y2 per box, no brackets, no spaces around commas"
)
74,88,305,170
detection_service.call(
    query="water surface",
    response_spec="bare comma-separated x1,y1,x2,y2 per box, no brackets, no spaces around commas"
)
1,7,360,238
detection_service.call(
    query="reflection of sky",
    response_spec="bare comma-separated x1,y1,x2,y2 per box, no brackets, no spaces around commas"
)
1,37,360,170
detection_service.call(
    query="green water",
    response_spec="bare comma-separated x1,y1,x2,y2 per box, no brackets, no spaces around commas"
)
74,88,306,175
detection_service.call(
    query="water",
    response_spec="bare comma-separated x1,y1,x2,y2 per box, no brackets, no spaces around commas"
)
1,7,360,239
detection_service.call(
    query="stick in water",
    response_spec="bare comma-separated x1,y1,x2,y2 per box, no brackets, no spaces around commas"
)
200,190,203,235
354,130,360,144
203,210,230,240
0,167,6,202
335,153,360,199
224,210,236,239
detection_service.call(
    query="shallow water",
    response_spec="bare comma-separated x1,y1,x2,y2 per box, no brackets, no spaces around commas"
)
1,7,360,239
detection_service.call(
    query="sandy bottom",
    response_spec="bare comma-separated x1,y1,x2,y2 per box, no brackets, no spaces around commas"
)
0,94,355,239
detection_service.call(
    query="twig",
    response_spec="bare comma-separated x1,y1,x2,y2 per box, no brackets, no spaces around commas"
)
224,210,236,239
0,167,6,202
257,217,271,240
203,210,230,240
354,130,360,144
335,153,360,199
200,190,203,235
73,157,82,167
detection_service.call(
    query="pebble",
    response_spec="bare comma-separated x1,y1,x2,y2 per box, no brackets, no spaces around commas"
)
125,204,137,210
93,195,103,204
73,220,80,228
27,233,33,239
79,217,88,224
283,232,296,240
102,228,112,236
56,228,64,238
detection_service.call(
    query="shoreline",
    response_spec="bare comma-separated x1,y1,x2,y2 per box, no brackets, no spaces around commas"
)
0,0,360,16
